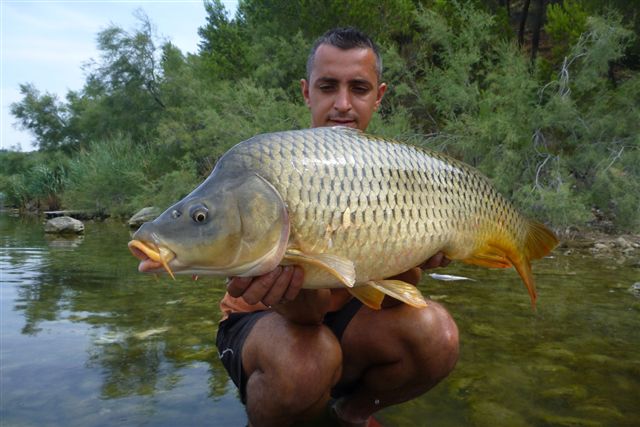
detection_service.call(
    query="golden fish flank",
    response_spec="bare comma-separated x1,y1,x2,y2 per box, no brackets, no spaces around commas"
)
128,127,558,310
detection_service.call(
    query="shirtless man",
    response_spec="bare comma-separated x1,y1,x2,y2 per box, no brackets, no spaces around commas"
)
216,27,459,427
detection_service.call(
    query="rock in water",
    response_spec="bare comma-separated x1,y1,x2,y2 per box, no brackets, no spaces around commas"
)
44,216,84,234
128,207,161,228
629,282,640,298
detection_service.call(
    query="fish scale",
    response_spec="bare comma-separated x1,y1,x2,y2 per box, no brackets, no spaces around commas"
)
129,126,558,308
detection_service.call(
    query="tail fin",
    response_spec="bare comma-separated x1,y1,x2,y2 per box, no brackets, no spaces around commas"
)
524,220,559,261
462,220,558,309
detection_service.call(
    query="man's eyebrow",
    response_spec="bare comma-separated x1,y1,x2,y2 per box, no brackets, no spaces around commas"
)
315,77,339,84
314,77,374,87
349,78,374,87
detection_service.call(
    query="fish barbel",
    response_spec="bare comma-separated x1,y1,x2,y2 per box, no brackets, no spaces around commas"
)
128,127,558,309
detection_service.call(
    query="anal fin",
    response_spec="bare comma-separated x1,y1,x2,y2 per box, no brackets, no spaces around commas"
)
462,244,512,269
348,286,386,310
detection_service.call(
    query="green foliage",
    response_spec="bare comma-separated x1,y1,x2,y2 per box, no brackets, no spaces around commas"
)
238,0,416,43
10,84,72,152
1,163,66,211
545,0,589,68
63,136,149,217
6,0,640,232
198,0,417,91
157,70,308,175
591,161,640,231
408,2,498,129
0,150,36,177
132,165,200,212
398,4,640,231
2,174,29,208
198,0,251,80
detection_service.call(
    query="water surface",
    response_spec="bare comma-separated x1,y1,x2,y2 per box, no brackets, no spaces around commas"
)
1,213,638,426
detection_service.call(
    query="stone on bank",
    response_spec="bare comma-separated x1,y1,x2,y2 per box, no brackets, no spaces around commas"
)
128,207,161,228
44,216,85,234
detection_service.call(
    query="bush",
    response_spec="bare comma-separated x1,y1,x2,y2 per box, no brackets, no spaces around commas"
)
0,163,65,211
131,162,201,212
63,136,149,217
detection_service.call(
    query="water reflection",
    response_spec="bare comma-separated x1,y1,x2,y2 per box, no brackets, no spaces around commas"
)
45,234,85,249
1,213,639,426
1,214,245,426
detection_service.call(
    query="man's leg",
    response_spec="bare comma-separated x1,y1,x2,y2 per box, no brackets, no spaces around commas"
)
242,312,343,427
335,301,459,424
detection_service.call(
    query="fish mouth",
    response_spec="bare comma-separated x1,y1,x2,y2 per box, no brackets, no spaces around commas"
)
128,240,176,279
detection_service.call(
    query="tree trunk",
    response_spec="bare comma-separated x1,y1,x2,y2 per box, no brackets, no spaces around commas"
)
499,0,511,17
530,0,546,62
518,0,531,47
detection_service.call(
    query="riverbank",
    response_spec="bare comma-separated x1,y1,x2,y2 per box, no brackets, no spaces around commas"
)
556,230,640,267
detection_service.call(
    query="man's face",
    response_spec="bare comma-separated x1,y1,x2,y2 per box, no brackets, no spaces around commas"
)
301,44,387,132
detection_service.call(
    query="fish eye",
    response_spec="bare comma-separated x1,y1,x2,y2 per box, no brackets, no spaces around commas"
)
190,205,209,223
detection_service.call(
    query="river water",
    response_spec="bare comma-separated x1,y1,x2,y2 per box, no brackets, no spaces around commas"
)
1,213,638,426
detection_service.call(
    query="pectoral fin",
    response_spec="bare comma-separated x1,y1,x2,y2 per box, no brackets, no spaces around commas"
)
365,280,428,308
283,249,356,288
462,244,512,269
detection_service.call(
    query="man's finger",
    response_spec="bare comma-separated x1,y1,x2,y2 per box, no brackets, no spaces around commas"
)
282,266,304,302
262,266,294,307
421,252,451,269
226,276,253,298
241,267,283,305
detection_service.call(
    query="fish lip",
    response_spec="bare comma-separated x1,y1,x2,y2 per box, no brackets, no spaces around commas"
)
328,119,357,128
138,258,164,273
128,240,176,276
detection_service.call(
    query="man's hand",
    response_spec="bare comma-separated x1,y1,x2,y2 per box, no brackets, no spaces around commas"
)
227,266,330,324
226,266,304,307
420,252,451,270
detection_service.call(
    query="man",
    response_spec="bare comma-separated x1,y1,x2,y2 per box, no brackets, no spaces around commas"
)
216,28,459,427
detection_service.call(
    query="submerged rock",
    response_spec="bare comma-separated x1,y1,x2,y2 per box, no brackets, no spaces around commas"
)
44,216,84,234
133,327,170,340
629,282,640,298
614,237,633,250
128,207,160,228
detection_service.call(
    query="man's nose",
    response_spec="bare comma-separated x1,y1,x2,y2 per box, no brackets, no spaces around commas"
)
334,88,352,112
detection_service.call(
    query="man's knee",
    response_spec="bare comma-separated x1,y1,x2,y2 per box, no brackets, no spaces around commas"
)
279,324,343,401
245,319,342,411
410,302,459,381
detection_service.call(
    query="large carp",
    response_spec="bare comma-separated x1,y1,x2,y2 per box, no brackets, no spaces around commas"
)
129,127,558,309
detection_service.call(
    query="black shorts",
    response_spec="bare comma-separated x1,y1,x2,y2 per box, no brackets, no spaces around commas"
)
215,298,363,403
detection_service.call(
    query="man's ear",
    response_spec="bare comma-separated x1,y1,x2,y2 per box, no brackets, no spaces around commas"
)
300,79,311,107
375,83,387,110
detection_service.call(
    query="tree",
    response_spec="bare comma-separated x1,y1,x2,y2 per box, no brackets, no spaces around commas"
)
78,10,168,143
10,84,73,151
529,0,547,63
